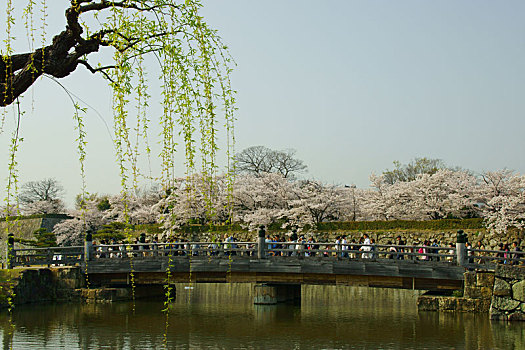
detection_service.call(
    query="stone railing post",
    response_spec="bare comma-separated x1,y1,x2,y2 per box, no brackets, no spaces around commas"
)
6,233,15,269
456,229,467,266
84,232,93,262
139,232,146,255
257,225,266,259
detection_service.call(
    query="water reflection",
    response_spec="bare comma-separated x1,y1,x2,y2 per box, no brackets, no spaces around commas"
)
0,284,524,349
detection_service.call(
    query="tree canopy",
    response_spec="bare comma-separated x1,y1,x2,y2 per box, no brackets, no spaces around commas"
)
382,157,446,184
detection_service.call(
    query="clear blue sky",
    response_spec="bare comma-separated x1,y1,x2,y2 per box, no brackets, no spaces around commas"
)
1,1,524,206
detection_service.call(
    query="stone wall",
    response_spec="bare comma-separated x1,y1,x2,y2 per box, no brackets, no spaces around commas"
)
418,265,525,322
490,265,525,321
464,271,495,301
0,267,85,308
0,216,70,241
215,229,518,251
0,267,167,307
417,270,494,313
0,217,42,241
40,216,70,233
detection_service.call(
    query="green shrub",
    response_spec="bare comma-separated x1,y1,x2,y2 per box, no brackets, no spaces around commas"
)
15,228,57,247
97,198,111,211
135,223,164,234
177,223,244,234
315,218,484,231
94,222,131,242
452,289,464,298
93,232,126,242
0,213,71,222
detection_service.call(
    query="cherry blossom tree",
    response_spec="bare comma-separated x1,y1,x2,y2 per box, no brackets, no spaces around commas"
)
155,174,231,233
52,166,525,242
361,174,398,220
362,170,478,221
287,180,348,227
232,173,292,230
54,190,161,245
53,197,108,246
477,170,525,234
409,169,478,220
0,205,18,218
103,191,161,225
23,200,66,215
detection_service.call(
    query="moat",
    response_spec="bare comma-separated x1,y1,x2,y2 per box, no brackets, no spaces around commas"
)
1,284,524,349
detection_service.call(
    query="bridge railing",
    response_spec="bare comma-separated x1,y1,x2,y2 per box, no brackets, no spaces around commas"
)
465,248,525,268
88,242,457,262
8,246,84,268
7,241,524,269
263,242,457,262
90,241,257,259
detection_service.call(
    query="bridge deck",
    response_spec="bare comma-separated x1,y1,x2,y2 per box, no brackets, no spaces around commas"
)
86,256,465,291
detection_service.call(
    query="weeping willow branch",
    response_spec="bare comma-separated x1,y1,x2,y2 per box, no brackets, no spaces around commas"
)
2,0,237,240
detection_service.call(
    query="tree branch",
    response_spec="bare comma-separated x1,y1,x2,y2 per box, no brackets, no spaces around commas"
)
77,60,116,82
0,1,182,107
78,0,181,14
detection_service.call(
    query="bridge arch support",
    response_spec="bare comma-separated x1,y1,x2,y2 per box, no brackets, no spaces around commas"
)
253,283,301,305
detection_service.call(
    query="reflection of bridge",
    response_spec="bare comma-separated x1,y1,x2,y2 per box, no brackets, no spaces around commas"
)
7,240,524,304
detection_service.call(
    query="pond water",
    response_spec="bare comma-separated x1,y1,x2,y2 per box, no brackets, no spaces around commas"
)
1,284,524,349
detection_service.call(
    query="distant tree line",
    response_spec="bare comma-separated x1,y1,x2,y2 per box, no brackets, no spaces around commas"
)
3,152,524,245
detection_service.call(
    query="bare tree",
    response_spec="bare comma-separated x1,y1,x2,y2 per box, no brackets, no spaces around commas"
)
234,146,307,179
273,149,308,179
19,178,65,204
234,146,274,176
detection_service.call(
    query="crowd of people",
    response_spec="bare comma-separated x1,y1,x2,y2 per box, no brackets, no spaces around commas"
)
93,235,247,258
467,240,523,265
90,234,523,265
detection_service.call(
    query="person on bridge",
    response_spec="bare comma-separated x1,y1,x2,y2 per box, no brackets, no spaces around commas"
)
360,234,372,259
335,236,342,257
349,239,358,259
395,236,405,260
306,237,316,257
466,241,474,264
418,241,429,261
265,235,272,255
341,235,349,258
287,235,296,256
224,234,236,256
430,240,439,261
370,238,377,259
387,241,396,259
475,241,485,264
511,242,522,265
